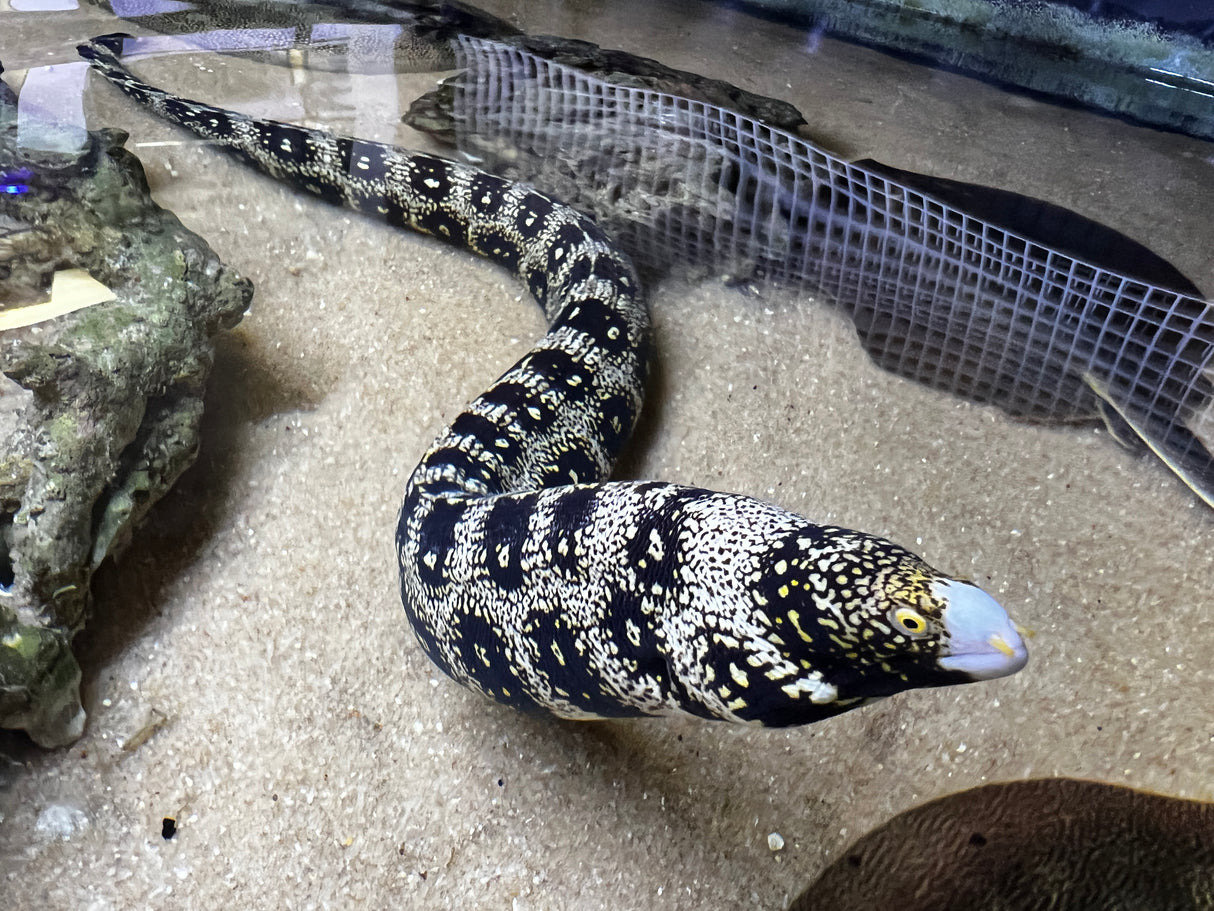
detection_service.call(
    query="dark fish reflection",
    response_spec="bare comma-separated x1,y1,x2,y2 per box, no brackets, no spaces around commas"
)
793,778,1214,911
434,36,1214,507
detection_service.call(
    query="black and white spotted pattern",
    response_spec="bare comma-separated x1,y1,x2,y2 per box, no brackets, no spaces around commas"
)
79,34,1027,726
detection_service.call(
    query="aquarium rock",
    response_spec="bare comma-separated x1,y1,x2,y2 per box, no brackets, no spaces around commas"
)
0,67,251,747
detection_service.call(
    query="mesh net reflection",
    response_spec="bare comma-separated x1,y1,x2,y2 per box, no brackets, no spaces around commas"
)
448,36,1214,508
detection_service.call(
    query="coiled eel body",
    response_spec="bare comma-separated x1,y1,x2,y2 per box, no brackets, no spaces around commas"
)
79,35,1026,726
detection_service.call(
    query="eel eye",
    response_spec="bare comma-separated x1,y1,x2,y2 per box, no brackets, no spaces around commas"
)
891,606,928,636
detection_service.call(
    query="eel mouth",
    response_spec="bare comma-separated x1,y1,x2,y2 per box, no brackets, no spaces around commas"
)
933,579,1029,680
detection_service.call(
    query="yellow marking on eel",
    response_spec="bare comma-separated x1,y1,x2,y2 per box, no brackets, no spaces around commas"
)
787,610,813,643
988,634,1018,658
729,663,749,687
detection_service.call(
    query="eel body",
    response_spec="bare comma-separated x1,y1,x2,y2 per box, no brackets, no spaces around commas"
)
78,34,1026,725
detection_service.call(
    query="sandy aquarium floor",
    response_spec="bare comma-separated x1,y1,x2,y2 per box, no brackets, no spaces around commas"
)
3,1,1214,908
